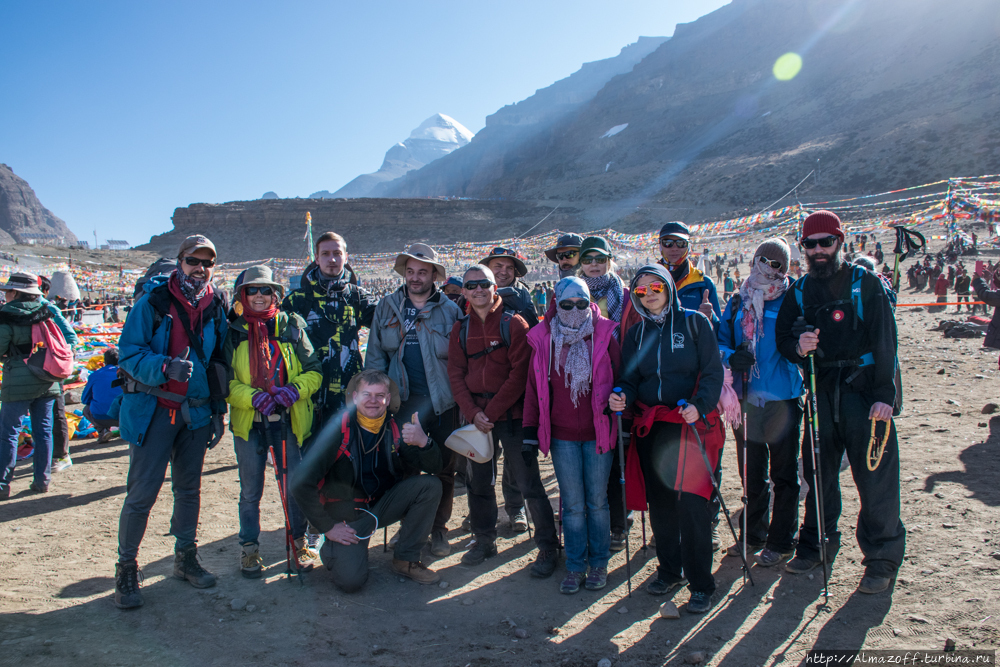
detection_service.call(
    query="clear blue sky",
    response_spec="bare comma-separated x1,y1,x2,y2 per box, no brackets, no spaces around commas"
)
1,0,729,247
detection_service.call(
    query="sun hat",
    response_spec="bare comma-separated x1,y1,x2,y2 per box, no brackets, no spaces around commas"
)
0,272,42,296
479,246,528,277
238,265,284,299
444,424,494,462
393,243,448,282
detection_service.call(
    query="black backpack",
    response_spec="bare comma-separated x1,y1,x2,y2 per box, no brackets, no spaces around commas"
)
133,258,177,299
458,290,525,360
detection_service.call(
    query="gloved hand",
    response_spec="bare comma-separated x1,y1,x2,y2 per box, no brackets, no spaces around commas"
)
252,391,277,416
164,348,193,382
728,348,756,372
791,316,814,338
521,442,539,467
270,385,300,409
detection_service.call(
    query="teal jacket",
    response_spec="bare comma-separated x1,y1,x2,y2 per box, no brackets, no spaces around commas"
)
0,300,62,402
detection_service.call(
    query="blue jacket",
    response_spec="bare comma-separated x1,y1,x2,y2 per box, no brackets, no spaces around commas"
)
665,262,723,330
719,292,804,407
112,278,227,445
82,364,122,419
40,297,79,346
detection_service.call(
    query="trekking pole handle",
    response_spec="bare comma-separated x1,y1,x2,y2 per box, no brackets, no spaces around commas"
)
613,386,623,416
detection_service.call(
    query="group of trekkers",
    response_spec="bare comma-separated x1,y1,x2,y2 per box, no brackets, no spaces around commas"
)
0,211,912,615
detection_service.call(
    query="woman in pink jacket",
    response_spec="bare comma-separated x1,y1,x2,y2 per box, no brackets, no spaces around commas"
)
523,277,621,594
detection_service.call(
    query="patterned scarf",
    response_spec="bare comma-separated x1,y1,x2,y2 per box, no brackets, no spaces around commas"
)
738,260,789,366
241,295,280,392
551,306,594,407
311,265,349,299
583,272,624,333
175,267,209,307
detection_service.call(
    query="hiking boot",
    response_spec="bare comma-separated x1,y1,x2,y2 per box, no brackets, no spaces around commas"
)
295,537,319,572
511,508,528,534
647,577,687,596
726,542,764,558
305,532,321,550
560,571,586,595
756,548,794,568
0,486,10,501
97,430,116,444
686,591,714,614
429,531,451,557
461,516,472,533
114,560,144,609
710,521,721,551
610,531,626,552
173,544,216,588
530,549,559,578
392,559,440,585
461,541,497,566
785,556,822,574
584,567,608,591
858,573,892,594
29,481,48,493
52,457,73,473
240,542,263,579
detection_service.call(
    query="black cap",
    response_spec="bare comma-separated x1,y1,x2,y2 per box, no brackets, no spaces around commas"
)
658,221,690,240
544,233,584,262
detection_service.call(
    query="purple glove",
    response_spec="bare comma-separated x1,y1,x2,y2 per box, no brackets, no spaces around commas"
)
271,385,300,409
252,391,277,416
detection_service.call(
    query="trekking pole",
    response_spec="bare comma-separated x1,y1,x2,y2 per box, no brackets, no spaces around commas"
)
640,511,647,551
264,414,299,581
678,400,754,587
739,343,750,588
805,355,831,603
612,387,632,597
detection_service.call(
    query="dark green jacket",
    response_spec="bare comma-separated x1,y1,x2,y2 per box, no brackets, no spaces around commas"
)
0,300,62,402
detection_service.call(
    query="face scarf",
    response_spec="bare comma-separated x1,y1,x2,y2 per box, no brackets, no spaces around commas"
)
551,304,594,407
176,266,210,307
582,272,624,329
241,293,281,392
738,259,789,368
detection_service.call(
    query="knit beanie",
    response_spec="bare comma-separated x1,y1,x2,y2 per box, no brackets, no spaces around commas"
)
754,238,791,273
555,276,590,303
801,210,844,241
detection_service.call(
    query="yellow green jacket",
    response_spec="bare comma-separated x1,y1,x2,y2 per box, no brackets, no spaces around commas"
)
224,311,323,444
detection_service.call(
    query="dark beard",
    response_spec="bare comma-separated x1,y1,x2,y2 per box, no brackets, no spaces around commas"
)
806,249,843,280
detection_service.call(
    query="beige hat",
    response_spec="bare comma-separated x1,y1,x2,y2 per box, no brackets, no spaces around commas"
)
0,272,42,296
237,265,284,299
444,424,494,462
178,234,217,259
393,243,447,282
345,371,401,415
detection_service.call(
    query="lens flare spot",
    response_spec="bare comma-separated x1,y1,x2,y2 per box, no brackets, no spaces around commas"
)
773,53,803,81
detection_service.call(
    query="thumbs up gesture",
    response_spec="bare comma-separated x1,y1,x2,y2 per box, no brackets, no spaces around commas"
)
165,347,194,382
699,289,714,318
402,412,429,448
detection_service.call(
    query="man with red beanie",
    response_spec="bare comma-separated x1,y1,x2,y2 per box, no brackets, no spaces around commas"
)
775,211,904,595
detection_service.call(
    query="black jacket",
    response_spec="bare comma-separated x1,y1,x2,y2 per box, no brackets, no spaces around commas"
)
776,264,897,407
972,275,1000,349
290,410,442,533
618,264,724,418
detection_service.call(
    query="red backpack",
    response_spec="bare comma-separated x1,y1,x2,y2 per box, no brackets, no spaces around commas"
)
24,319,74,382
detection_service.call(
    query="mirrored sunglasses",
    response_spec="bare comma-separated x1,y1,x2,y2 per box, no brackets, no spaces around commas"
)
633,282,666,298
660,239,688,249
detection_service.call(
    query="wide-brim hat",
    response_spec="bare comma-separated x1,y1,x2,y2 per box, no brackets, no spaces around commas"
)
444,424,494,462
1,272,42,296
238,265,284,299
345,372,402,415
544,233,584,262
479,246,527,277
394,243,447,283
579,236,613,258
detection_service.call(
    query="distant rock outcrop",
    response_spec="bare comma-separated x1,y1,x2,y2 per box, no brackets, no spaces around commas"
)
315,114,474,199
0,164,78,246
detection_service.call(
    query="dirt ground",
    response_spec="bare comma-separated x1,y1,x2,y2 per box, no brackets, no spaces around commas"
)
3,275,1000,666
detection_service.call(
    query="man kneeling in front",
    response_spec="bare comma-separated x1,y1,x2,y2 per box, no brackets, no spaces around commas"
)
291,369,443,592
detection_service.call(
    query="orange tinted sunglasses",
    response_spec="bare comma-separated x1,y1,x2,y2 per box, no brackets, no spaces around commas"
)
634,282,666,298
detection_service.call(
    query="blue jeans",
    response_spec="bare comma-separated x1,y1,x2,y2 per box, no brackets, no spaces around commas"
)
0,396,56,493
235,425,307,544
550,438,613,572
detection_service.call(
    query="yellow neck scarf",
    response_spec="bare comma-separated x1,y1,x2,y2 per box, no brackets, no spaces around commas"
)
357,411,386,434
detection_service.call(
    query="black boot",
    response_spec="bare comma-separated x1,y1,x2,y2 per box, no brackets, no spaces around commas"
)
173,544,216,588
530,549,559,578
114,560,144,609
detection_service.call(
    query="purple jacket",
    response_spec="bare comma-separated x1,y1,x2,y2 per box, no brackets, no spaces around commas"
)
524,303,618,456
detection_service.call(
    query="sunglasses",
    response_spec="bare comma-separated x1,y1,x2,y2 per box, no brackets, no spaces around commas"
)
660,239,688,249
556,250,578,261
801,236,838,250
464,279,494,291
244,286,274,296
558,300,589,311
489,247,516,257
633,282,666,298
758,256,782,270
183,256,215,268
580,255,609,265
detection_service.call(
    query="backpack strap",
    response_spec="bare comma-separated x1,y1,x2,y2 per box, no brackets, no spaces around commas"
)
459,311,513,360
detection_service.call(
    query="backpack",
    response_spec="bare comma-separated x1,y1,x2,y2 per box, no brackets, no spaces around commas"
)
24,317,74,382
458,308,515,360
133,258,177,299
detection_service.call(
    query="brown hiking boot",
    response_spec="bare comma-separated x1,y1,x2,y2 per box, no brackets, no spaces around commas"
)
391,559,440,585
294,537,319,572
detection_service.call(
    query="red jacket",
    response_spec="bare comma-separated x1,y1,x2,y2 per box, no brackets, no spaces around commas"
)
934,274,949,297
448,294,530,424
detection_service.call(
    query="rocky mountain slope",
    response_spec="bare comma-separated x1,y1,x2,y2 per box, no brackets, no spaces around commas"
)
311,114,473,199
0,164,78,246
384,0,1000,229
